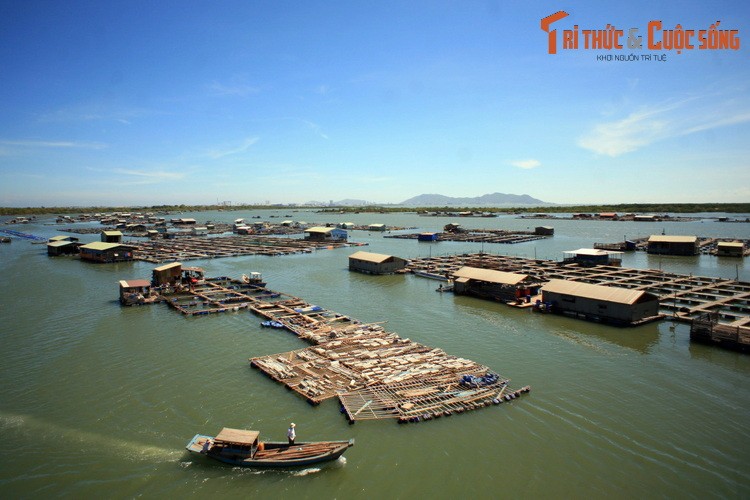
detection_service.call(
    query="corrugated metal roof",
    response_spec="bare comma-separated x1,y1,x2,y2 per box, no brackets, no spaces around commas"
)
349,251,393,263
119,279,151,288
565,248,610,256
102,230,123,236
542,279,651,305
452,266,528,285
80,242,123,251
49,235,71,241
306,226,334,233
648,235,697,243
717,241,744,248
47,240,75,247
153,262,182,272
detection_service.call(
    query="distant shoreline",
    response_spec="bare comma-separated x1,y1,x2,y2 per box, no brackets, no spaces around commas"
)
1,202,749,217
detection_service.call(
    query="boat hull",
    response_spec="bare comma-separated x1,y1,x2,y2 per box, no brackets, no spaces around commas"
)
186,434,354,468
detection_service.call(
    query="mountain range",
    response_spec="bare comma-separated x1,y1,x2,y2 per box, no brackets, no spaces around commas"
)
398,192,547,207
304,192,548,207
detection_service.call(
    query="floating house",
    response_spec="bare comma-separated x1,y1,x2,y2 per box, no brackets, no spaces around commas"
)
451,266,538,302
716,241,745,257
304,227,348,242
79,242,132,263
191,226,208,236
118,279,153,306
418,232,439,242
563,248,623,267
535,226,554,236
152,262,183,286
174,218,197,225
348,251,407,274
47,235,80,256
337,222,355,229
647,235,699,256
540,279,660,326
367,224,387,232
152,262,204,286
101,230,123,243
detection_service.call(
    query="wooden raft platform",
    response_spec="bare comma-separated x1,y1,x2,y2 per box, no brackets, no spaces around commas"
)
157,275,528,422
385,229,548,245
128,235,359,263
251,323,527,422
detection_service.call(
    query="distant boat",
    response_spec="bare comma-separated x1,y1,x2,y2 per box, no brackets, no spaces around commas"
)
413,270,450,281
186,428,354,468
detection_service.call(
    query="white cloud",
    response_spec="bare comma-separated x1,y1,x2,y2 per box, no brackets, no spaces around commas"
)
208,137,259,159
0,139,107,150
578,94,750,157
509,159,541,169
112,168,184,180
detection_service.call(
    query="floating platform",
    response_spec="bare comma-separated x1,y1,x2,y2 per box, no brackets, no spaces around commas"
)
385,229,547,245
128,235,360,263
149,274,528,422
408,253,750,335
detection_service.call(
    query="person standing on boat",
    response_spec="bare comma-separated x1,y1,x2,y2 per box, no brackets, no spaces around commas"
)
287,423,296,445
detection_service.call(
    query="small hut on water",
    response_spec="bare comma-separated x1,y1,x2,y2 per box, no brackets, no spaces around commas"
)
79,242,132,263
348,251,407,274
540,279,660,326
451,266,538,302
647,235,698,256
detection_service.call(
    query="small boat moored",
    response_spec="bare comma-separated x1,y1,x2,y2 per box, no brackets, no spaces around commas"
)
186,427,354,468
242,272,267,288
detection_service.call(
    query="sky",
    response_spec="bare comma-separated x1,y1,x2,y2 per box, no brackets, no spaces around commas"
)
0,0,748,207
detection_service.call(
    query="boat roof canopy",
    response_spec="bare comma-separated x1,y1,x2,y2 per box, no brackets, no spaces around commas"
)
214,428,260,446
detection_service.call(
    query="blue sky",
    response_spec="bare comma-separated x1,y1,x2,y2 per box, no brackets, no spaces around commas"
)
1,1,748,207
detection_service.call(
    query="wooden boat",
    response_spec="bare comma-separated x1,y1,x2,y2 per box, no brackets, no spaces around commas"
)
186,427,354,467
413,270,450,281
241,272,267,287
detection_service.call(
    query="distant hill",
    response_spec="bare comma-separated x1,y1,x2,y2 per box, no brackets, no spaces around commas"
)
399,192,548,207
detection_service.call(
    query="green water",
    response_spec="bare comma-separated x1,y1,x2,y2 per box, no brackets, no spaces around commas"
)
1,211,749,498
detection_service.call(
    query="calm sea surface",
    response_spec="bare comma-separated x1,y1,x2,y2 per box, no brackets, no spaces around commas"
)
1,210,749,499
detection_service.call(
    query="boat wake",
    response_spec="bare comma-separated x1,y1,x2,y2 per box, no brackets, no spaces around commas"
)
0,410,181,463
292,467,322,476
